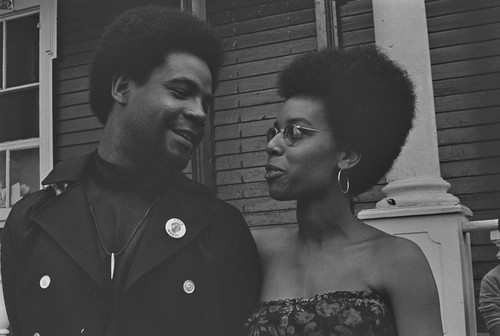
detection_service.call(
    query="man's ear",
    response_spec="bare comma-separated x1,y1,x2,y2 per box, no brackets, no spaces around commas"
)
337,149,361,171
111,74,130,105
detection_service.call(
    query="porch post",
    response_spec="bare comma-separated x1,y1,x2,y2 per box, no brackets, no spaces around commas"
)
358,0,476,335
371,0,458,209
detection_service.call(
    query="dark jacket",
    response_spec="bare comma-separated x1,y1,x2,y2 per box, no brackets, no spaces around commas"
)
1,154,262,336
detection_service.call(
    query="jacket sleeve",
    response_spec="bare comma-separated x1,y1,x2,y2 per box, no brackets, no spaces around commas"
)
1,190,53,336
1,205,23,336
217,209,262,336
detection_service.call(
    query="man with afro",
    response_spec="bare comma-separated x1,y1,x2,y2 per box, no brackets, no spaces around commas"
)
1,5,261,336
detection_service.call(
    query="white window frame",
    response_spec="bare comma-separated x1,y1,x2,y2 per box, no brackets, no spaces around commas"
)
315,0,340,49
0,0,56,224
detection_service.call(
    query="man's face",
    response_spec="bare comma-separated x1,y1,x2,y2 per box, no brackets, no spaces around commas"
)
118,51,213,170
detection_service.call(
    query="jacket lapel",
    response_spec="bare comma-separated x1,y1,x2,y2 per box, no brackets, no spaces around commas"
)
31,183,107,289
123,189,217,293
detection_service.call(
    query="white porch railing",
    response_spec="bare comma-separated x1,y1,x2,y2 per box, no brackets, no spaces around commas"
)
463,219,499,234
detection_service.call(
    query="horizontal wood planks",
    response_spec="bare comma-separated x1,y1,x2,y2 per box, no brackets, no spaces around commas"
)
55,0,122,162
337,0,374,48
426,0,500,332
209,0,318,226
427,0,500,220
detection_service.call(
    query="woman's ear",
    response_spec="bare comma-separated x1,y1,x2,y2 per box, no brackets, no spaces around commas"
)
337,149,361,171
111,74,130,105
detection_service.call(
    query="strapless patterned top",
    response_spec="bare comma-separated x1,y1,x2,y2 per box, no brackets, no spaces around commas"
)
245,291,397,336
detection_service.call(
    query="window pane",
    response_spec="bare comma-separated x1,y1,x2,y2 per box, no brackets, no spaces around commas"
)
0,151,5,208
6,14,39,87
0,88,39,142
10,147,39,206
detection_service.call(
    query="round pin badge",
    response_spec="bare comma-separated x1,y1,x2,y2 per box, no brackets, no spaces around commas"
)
183,279,195,294
165,218,186,238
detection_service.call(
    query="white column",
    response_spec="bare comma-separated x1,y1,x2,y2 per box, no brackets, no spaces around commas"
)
370,0,459,209
358,1,475,335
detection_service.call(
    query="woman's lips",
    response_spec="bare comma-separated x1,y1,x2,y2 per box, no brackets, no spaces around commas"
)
265,164,285,181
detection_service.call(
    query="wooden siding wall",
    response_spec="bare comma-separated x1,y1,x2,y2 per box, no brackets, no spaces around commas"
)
54,0,104,161
425,0,500,332
208,0,379,227
208,0,318,226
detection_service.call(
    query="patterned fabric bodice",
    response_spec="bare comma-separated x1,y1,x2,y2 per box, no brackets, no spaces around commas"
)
245,291,397,336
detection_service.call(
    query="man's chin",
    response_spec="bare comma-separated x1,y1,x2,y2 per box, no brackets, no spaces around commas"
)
163,153,191,172
161,142,198,171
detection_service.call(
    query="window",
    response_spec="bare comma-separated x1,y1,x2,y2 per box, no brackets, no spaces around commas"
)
0,141,39,208
0,11,40,211
0,0,56,223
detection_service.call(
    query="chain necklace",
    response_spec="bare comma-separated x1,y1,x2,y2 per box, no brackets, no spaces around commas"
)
85,185,160,280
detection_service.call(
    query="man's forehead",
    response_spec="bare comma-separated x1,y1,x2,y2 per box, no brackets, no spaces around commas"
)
161,52,212,89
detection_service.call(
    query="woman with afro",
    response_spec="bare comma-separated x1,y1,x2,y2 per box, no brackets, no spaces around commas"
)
245,46,442,336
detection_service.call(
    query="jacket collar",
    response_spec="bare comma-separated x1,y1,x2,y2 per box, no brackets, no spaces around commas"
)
42,153,92,186
41,151,212,196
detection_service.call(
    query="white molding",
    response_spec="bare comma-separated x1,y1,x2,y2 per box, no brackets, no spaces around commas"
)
0,82,38,93
0,4,37,19
491,230,500,241
0,138,39,151
364,213,475,336
314,0,340,49
38,0,57,182
190,0,206,20
0,209,9,224
11,0,39,11
358,203,472,220
462,219,499,233
314,0,328,49
374,177,461,209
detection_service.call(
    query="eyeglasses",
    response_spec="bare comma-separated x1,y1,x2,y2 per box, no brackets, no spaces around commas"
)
267,124,335,146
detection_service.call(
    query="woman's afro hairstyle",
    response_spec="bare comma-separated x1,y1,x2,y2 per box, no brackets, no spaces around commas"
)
278,46,416,196
89,5,224,124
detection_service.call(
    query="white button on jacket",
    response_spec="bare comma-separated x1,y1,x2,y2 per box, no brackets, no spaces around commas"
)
39,276,51,289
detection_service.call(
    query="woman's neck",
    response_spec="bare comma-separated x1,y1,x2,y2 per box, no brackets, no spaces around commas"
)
296,192,360,245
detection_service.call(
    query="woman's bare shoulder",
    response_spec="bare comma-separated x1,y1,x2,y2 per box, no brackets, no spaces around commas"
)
361,229,434,295
369,232,432,284
370,232,427,264
381,233,425,257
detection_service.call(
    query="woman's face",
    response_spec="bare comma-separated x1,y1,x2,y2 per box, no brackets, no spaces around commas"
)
265,95,341,200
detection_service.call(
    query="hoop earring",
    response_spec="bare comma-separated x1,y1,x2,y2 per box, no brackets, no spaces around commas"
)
337,168,350,194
